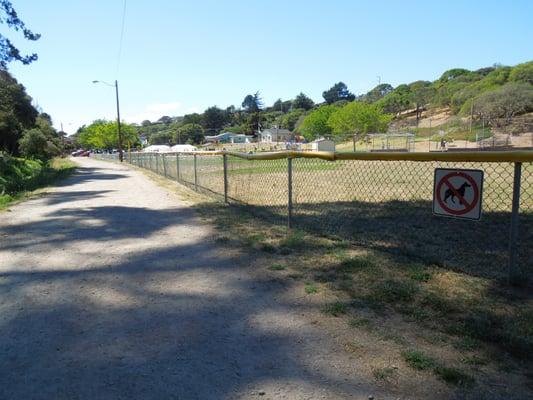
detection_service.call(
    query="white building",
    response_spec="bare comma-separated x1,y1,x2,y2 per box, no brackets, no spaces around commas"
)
259,128,292,143
170,144,198,152
309,138,335,152
143,145,172,153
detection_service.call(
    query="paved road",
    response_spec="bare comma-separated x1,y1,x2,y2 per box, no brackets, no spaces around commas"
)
0,157,383,400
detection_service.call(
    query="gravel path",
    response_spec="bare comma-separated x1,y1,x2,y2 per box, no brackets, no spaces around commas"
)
0,157,386,400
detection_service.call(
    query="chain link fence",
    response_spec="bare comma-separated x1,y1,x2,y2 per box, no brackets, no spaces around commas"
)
95,151,533,283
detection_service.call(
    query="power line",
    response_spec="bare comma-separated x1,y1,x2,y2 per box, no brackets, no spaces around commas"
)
116,0,127,78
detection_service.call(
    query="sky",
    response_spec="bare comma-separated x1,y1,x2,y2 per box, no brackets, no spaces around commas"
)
4,0,533,134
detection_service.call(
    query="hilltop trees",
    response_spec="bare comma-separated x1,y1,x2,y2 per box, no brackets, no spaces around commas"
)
298,105,337,140
292,92,314,110
322,82,355,104
0,0,40,68
475,83,533,124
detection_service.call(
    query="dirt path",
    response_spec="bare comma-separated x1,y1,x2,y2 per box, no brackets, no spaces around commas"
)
0,157,392,400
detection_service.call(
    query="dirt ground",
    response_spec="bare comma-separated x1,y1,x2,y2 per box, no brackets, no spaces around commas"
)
0,157,404,400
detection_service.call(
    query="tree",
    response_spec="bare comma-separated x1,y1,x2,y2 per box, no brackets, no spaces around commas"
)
141,120,151,127
298,104,337,140
202,106,227,133
408,80,434,122
363,83,393,103
328,102,391,137
0,0,40,68
182,113,203,125
277,108,306,131
0,69,38,154
19,114,62,160
176,123,204,144
78,120,138,149
241,91,263,112
322,82,355,104
475,82,533,125
509,61,533,85
149,131,173,145
157,116,172,124
292,92,314,110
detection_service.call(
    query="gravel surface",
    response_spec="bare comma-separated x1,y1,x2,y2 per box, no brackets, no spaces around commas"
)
0,157,390,400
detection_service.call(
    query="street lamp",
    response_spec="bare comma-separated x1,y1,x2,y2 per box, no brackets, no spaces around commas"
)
92,79,124,162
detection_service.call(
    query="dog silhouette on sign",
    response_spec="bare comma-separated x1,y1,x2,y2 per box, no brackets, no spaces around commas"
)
444,182,471,205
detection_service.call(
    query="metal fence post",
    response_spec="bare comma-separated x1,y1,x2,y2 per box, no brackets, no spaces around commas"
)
287,157,293,229
508,161,522,285
155,153,159,173
176,153,180,181
223,154,228,203
162,154,167,177
194,154,198,191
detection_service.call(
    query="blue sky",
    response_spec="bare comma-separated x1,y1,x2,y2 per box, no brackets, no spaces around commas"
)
5,0,533,134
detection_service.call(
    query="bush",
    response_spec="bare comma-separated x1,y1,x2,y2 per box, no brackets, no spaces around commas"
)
19,128,61,161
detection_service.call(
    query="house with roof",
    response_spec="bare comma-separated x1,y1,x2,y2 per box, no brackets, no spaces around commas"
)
205,132,254,144
259,127,292,143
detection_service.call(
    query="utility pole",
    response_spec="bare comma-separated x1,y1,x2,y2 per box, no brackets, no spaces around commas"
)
115,80,124,162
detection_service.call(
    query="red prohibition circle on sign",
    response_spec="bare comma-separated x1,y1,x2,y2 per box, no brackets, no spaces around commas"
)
436,172,479,215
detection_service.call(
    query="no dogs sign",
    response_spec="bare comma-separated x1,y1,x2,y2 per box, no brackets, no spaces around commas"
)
433,168,483,220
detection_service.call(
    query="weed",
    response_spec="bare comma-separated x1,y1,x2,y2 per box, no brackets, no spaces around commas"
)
409,268,433,282
434,366,474,386
268,263,285,271
402,349,436,370
340,255,376,271
349,318,371,328
259,243,276,253
370,279,419,304
372,367,396,381
323,302,348,317
305,283,319,294
280,231,306,250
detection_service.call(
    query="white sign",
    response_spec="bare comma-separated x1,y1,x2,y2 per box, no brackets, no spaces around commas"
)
433,168,484,220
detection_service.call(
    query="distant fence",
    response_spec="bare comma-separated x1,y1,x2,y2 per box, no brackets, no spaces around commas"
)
94,150,533,284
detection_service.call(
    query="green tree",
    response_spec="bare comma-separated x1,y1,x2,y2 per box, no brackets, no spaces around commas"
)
19,114,62,160
363,83,394,103
292,92,314,110
242,91,263,112
149,131,173,145
328,102,391,137
0,0,40,68
298,104,337,140
277,108,306,131
322,82,355,104
78,120,138,149
475,82,533,124
202,106,227,133
0,69,38,154
176,123,204,144
509,61,533,85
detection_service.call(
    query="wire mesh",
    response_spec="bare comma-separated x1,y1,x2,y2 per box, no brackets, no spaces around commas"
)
94,152,532,280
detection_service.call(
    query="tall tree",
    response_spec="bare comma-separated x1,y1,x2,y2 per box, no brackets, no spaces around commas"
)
0,69,38,154
322,82,355,104
292,92,315,110
203,106,227,133
0,0,41,68
328,102,391,136
241,91,263,112
298,104,337,140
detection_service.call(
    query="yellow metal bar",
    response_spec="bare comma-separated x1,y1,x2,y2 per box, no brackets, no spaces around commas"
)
135,150,533,163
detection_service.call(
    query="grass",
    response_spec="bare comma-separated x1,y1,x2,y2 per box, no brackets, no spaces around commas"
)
372,366,396,381
0,156,76,210
304,282,319,294
131,154,533,396
269,263,286,271
322,302,348,316
402,349,474,386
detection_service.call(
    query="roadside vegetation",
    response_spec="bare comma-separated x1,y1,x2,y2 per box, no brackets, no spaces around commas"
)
178,195,533,397
0,154,76,209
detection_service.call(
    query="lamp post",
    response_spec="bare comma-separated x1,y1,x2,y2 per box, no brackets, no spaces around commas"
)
92,79,124,162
